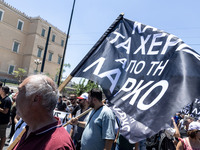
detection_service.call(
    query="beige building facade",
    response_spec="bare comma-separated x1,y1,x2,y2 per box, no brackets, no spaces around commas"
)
0,0,67,83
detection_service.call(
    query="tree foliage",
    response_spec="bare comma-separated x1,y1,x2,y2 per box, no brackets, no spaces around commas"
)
13,68,27,83
63,63,71,69
56,63,71,83
56,63,71,76
72,78,100,96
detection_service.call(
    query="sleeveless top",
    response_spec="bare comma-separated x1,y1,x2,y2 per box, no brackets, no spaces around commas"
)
179,137,200,150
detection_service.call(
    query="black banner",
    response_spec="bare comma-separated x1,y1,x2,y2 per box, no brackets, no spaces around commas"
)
181,98,200,120
72,15,200,143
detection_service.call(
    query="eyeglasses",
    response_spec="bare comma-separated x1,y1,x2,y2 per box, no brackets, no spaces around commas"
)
69,98,75,101
79,99,85,101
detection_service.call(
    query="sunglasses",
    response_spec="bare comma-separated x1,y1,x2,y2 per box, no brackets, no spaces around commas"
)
79,99,85,101
69,98,76,101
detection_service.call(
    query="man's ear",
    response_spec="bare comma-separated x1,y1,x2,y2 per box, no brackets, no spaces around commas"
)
92,97,98,102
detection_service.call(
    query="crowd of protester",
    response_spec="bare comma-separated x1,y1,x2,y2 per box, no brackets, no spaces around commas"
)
0,75,200,150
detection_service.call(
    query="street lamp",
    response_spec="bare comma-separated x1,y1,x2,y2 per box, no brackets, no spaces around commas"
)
34,59,42,73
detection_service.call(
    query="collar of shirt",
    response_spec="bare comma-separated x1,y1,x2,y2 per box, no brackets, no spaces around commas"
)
24,117,62,137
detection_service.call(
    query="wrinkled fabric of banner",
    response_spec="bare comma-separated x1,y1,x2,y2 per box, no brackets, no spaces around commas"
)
73,16,200,143
181,98,200,120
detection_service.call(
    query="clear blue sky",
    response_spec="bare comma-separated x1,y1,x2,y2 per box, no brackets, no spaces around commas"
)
4,0,200,83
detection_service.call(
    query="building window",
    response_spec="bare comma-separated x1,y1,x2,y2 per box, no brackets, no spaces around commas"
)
17,19,24,31
12,41,20,53
52,34,56,42
41,28,45,37
61,40,64,47
57,56,62,64
48,52,53,61
0,9,4,21
8,65,15,74
37,47,43,57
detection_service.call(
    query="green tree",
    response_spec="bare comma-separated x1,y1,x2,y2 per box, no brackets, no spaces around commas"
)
73,79,100,96
56,63,71,83
13,68,27,83
63,63,71,70
85,80,99,92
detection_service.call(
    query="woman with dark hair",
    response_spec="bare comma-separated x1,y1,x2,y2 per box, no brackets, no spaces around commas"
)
176,121,200,150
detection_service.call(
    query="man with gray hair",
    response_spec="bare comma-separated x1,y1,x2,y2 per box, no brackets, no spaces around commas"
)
13,74,75,150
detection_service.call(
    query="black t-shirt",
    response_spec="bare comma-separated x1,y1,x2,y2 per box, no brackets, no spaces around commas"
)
0,96,12,124
71,105,80,117
56,101,66,111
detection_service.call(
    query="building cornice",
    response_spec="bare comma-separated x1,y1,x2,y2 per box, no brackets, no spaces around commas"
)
0,0,67,35
0,0,31,20
31,16,67,36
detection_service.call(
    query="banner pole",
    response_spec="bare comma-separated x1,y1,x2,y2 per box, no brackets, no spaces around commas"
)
58,13,124,92
63,99,106,127
57,0,76,86
63,108,93,127
70,13,124,77
58,75,73,92
7,128,26,150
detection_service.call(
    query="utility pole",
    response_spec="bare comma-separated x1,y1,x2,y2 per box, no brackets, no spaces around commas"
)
57,0,76,86
41,26,51,73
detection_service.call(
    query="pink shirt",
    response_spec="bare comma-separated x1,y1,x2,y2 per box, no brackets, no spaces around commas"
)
179,137,200,150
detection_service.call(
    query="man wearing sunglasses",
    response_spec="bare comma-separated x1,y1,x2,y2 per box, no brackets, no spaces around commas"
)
70,93,90,150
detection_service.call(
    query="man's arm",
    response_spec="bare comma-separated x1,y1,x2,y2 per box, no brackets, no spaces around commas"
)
77,121,86,128
69,117,86,128
114,128,120,146
104,139,114,150
176,140,184,150
14,115,20,124
172,117,181,138
134,142,139,150
0,107,9,114
69,127,74,138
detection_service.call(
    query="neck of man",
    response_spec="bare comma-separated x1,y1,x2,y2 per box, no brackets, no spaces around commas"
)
82,104,89,112
94,101,103,110
72,103,77,107
25,111,56,137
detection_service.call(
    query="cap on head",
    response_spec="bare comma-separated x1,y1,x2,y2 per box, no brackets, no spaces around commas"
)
77,93,88,100
188,121,200,131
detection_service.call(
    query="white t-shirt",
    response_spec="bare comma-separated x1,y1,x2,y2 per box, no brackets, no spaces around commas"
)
165,127,175,139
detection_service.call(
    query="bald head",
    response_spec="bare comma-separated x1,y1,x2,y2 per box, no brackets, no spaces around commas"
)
23,74,59,111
